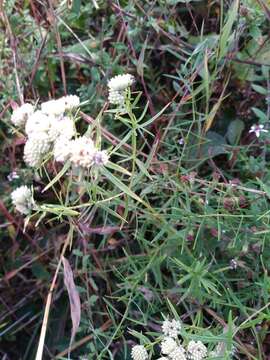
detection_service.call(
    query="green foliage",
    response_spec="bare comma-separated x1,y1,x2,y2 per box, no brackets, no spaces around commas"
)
1,1,270,359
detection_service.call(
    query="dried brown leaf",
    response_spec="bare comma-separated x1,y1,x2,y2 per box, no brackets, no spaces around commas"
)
63,257,81,358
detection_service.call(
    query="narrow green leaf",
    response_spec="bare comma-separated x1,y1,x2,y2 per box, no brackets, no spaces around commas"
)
105,161,132,176
140,102,171,128
219,0,239,59
42,161,71,193
137,37,148,77
135,158,152,180
252,107,267,122
101,167,145,205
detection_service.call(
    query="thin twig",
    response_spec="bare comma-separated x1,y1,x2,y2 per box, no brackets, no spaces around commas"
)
35,236,70,360
47,0,67,95
28,33,48,88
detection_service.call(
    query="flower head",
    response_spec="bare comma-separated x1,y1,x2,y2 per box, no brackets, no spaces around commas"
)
162,319,182,339
187,340,207,360
229,259,238,270
41,95,80,116
48,116,75,142
53,138,72,163
24,133,51,167
11,185,35,215
25,111,52,136
70,136,96,168
178,138,185,145
60,95,80,110
108,74,135,91
11,103,34,127
7,171,19,181
108,90,125,105
161,337,178,355
93,150,109,166
131,345,148,360
249,124,268,138
108,74,135,106
169,346,186,360
41,99,66,116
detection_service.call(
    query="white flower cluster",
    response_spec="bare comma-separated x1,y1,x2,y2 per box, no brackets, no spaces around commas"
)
131,318,209,360
41,95,80,115
108,73,135,106
11,103,34,127
160,338,186,360
11,96,80,167
162,318,182,339
11,96,109,169
11,185,35,215
131,345,148,360
209,340,236,359
161,338,186,360
187,341,207,360
53,136,109,168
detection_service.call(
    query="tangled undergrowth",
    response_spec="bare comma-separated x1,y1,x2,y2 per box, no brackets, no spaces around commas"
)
1,1,270,359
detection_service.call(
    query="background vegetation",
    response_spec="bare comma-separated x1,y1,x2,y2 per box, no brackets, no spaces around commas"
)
1,0,270,359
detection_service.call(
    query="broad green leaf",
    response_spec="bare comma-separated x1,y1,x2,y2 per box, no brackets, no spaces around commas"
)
252,107,267,122
32,263,50,280
226,119,244,145
251,84,268,95
71,0,81,13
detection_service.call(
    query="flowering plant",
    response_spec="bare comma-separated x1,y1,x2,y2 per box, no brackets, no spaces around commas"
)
10,74,139,222
9,74,146,358
131,318,235,360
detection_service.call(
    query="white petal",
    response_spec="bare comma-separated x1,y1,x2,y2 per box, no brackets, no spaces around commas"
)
255,130,260,137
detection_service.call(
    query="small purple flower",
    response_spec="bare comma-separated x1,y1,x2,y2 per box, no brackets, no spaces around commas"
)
178,138,185,145
93,150,109,166
7,171,19,182
229,259,238,270
249,124,268,138
138,286,154,301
